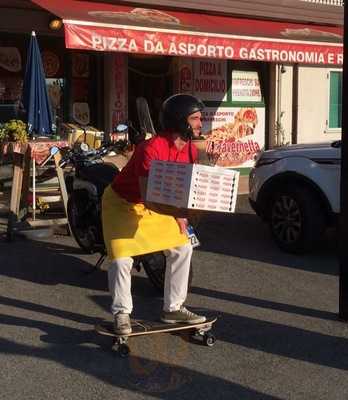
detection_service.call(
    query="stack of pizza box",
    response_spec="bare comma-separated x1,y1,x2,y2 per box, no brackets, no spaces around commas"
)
146,160,239,213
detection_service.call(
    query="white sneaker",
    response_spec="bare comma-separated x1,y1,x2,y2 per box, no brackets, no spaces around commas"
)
161,306,206,324
114,312,132,335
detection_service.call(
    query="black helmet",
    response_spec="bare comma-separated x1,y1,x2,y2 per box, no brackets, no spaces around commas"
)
160,94,204,139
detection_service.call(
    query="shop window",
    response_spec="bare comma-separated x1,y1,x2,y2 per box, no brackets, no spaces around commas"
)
69,52,101,128
128,55,173,132
0,77,23,123
42,49,66,132
0,45,23,123
0,35,69,129
46,78,65,132
328,70,342,130
193,61,264,107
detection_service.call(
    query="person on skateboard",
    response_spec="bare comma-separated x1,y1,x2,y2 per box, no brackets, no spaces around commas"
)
102,94,207,335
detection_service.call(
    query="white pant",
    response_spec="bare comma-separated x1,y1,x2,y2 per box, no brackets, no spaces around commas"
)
107,243,193,315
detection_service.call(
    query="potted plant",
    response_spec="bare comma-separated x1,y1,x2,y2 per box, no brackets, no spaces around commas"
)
0,119,28,143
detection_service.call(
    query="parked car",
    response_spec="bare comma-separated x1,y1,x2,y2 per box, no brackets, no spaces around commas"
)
248,140,341,253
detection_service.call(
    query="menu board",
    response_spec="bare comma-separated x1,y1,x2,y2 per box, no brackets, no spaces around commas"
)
146,160,239,213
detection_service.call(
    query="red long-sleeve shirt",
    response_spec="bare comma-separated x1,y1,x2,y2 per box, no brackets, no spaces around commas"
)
111,134,198,203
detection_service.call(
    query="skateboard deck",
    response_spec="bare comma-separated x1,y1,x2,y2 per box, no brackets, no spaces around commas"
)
95,317,217,357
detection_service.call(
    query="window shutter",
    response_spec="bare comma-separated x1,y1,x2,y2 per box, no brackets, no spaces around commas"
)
329,71,342,129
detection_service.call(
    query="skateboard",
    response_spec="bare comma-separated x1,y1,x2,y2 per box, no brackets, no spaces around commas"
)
95,316,217,357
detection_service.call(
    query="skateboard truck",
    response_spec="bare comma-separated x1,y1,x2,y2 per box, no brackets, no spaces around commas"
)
113,336,131,358
191,327,217,347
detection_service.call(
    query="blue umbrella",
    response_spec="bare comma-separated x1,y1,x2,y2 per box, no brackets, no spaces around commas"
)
22,31,53,136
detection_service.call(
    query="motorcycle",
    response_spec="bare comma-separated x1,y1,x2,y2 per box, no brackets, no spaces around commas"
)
56,124,192,292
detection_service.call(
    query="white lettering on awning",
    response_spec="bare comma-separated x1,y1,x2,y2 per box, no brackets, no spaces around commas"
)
238,47,329,64
72,28,342,65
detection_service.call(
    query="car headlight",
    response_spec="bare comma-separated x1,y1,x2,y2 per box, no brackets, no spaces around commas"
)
254,157,280,168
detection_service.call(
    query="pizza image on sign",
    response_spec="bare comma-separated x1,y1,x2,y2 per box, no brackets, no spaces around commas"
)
203,107,261,168
205,108,258,141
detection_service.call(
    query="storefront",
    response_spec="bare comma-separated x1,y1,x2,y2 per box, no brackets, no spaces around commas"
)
123,53,268,169
6,0,345,169
0,7,104,133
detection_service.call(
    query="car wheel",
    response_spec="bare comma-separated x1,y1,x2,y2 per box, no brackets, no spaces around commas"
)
268,184,326,254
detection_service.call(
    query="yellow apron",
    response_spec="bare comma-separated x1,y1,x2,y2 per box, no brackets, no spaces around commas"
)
102,185,189,260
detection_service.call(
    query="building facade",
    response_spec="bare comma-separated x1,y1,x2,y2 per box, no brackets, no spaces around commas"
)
0,0,343,170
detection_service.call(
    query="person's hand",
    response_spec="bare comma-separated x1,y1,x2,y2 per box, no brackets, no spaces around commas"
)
176,218,188,234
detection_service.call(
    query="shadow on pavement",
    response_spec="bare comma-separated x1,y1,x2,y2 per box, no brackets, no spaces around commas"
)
209,309,348,372
1,295,348,387
190,286,338,322
0,236,109,290
196,210,338,276
0,235,163,298
0,295,103,325
0,327,280,400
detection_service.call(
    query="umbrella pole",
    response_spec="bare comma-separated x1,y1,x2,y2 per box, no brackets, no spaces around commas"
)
32,158,36,221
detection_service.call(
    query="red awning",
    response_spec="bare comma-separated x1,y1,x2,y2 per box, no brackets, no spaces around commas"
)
33,0,343,65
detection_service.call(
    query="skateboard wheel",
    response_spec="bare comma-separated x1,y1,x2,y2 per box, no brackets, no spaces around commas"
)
118,344,130,358
203,333,216,347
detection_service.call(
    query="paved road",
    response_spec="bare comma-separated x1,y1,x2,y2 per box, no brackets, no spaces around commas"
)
0,195,344,400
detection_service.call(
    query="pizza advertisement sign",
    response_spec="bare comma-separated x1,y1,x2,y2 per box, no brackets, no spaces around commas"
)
232,70,262,102
195,106,265,168
193,59,227,102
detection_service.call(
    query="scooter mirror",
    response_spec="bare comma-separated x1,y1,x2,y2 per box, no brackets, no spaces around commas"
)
116,124,128,132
